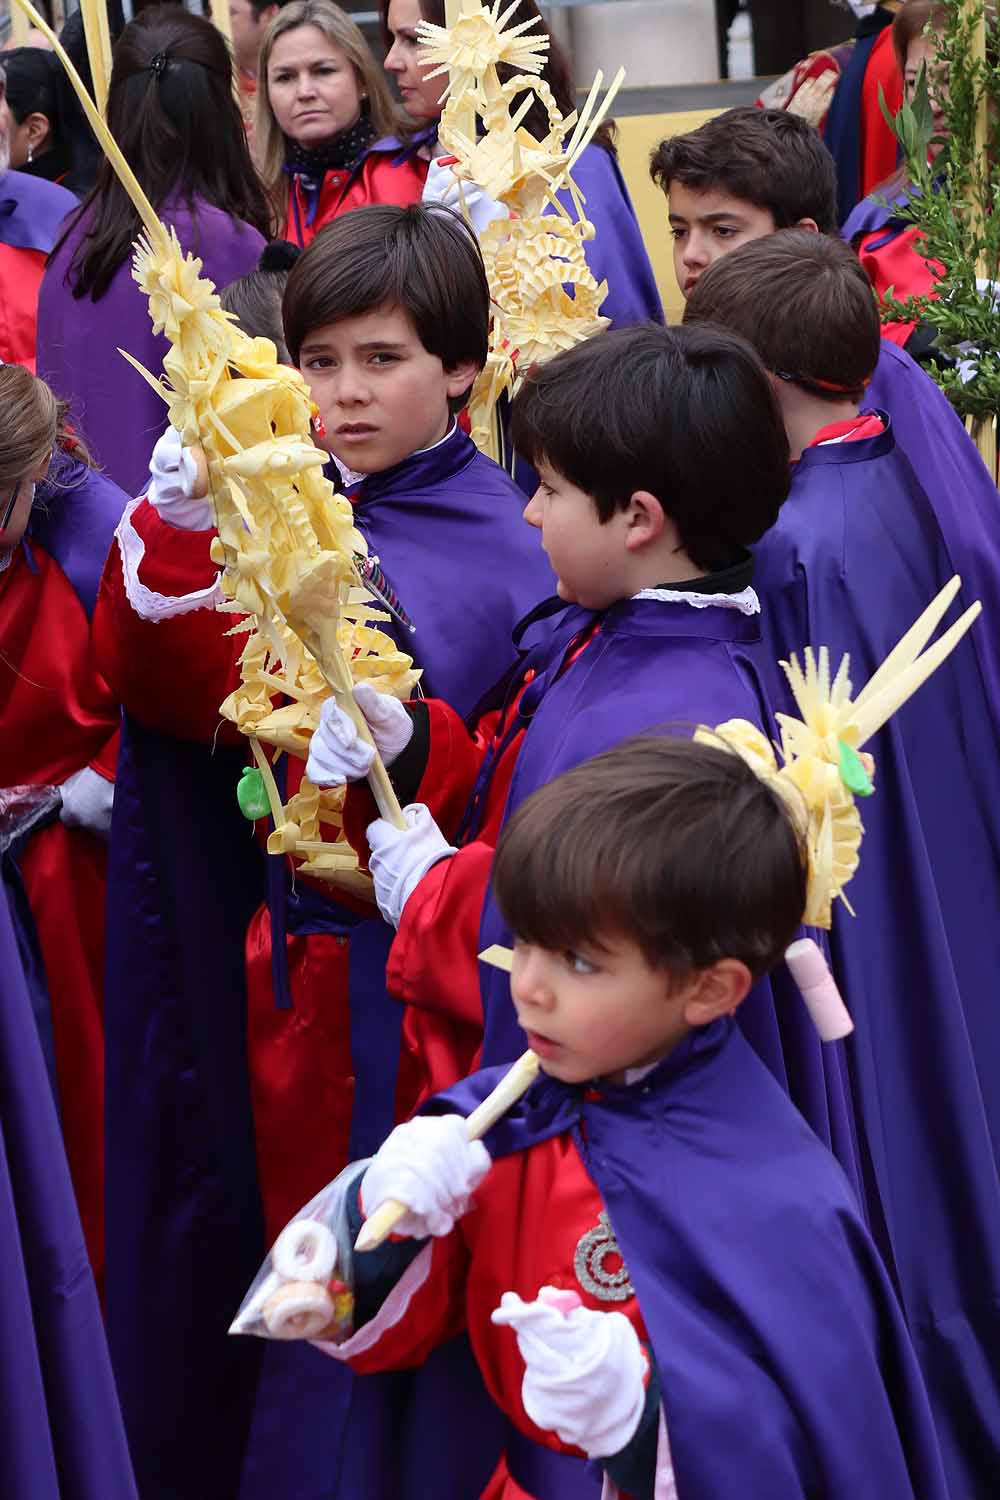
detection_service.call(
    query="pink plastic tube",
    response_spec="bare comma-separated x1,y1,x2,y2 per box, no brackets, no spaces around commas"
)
785,938,854,1041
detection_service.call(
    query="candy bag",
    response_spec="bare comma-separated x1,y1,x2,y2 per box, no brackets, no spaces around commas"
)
229,1165,363,1344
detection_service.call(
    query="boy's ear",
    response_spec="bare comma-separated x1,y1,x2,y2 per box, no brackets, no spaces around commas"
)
682,959,753,1027
624,489,666,552
444,359,481,403
792,218,820,235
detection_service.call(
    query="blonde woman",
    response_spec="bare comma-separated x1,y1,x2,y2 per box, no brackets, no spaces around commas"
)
256,0,425,246
0,364,129,1296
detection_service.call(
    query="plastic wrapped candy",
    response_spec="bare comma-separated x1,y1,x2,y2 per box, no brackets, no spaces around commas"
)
229,1167,361,1344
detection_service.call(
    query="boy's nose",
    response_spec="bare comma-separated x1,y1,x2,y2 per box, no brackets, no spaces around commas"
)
682,235,708,271
522,490,543,529
335,371,371,406
512,948,557,1012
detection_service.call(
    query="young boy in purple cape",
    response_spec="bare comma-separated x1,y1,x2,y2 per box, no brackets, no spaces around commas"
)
311,322,861,1185
300,735,949,1500
684,228,1000,1500
93,203,554,1500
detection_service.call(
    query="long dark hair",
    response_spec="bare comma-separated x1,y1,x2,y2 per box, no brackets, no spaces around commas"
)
55,5,273,300
379,0,616,153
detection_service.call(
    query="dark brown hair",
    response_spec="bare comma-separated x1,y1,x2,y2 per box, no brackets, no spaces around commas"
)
650,107,838,236
379,0,616,152
493,735,807,980
509,322,789,572
684,230,881,402
55,6,273,301
221,263,292,363
282,202,489,382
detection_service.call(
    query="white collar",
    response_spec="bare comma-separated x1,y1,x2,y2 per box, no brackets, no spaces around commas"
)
632,585,760,616
329,420,458,491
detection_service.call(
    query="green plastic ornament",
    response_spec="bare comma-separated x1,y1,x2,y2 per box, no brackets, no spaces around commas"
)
237,766,270,821
837,739,874,798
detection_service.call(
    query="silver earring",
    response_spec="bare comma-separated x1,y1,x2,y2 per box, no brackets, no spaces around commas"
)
27,144,33,164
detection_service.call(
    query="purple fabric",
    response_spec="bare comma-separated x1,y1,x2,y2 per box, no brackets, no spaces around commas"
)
0,869,138,1500
557,143,663,329
36,196,265,495
752,422,1000,1500
474,595,864,1193
428,1021,949,1500
0,168,77,253
26,449,127,619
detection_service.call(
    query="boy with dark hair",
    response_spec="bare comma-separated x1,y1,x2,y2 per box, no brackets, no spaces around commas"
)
685,228,1000,1500
650,105,837,296
306,734,949,1500
309,321,861,1193
94,202,555,1499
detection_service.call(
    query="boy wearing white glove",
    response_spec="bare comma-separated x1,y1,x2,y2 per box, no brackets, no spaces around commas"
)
301,739,945,1500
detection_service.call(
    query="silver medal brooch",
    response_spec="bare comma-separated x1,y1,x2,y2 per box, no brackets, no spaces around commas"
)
573,1211,635,1302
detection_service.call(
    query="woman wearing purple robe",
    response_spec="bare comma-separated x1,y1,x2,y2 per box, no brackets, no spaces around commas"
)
379,0,663,330
36,5,271,497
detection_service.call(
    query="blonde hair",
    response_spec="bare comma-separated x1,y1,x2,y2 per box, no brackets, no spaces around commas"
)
0,366,59,492
255,0,400,225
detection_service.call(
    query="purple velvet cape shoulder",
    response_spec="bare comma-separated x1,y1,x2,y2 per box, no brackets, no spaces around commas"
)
558,142,663,329
426,1019,948,1500
0,167,77,252
36,196,265,496
475,596,862,1192
105,425,554,1500
0,868,138,1500
26,448,128,618
751,421,1000,1500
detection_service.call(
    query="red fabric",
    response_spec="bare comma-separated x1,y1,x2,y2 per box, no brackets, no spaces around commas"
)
0,242,45,368
93,501,244,744
0,542,119,786
284,153,428,250
18,822,106,1294
809,412,887,447
346,1130,647,1483
860,27,903,198
857,223,942,347
245,904,359,1242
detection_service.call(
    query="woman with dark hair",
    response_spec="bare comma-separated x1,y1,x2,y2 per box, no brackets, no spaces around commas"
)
380,0,663,327
255,0,425,247
1,47,78,191
36,5,272,495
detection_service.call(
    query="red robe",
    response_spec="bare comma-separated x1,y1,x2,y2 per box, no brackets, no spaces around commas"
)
284,150,428,249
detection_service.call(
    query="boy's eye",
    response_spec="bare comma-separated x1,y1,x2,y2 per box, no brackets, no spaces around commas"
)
305,356,335,370
564,950,597,976
370,352,400,366
714,226,739,239
669,226,687,241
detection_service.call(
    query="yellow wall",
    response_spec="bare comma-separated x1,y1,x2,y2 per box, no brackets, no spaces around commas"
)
613,108,720,324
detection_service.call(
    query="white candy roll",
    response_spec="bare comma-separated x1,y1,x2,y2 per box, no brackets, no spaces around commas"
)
272,1219,338,1283
785,938,854,1042
262,1281,335,1340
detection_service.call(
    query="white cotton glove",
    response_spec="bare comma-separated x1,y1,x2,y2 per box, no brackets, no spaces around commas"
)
366,803,455,928
147,425,214,530
491,1287,648,1458
422,156,508,238
305,682,414,788
360,1114,491,1239
59,766,114,839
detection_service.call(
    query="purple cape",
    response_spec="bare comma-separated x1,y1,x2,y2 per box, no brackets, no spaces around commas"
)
104,428,554,1500
26,448,128,619
0,167,77,252
475,595,862,1191
751,421,1000,1500
558,143,663,329
426,1019,948,1500
37,196,265,496
0,868,138,1500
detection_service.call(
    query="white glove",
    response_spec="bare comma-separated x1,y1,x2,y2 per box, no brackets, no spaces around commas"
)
360,1114,491,1239
367,803,455,928
147,425,213,530
492,1287,648,1458
305,682,414,788
422,156,508,238
59,766,114,839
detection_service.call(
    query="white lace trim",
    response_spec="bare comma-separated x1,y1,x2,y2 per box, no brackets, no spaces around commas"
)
633,585,760,616
329,421,458,490
115,497,223,622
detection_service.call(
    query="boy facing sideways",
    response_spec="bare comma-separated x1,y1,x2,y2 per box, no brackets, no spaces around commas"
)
308,323,861,1195
309,736,949,1500
685,229,1000,1500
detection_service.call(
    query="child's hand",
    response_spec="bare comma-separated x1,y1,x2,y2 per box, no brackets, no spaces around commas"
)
306,683,414,788
360,1115,491,1239
366,804,456,928
491,1287,648,1457
147,425,213,529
